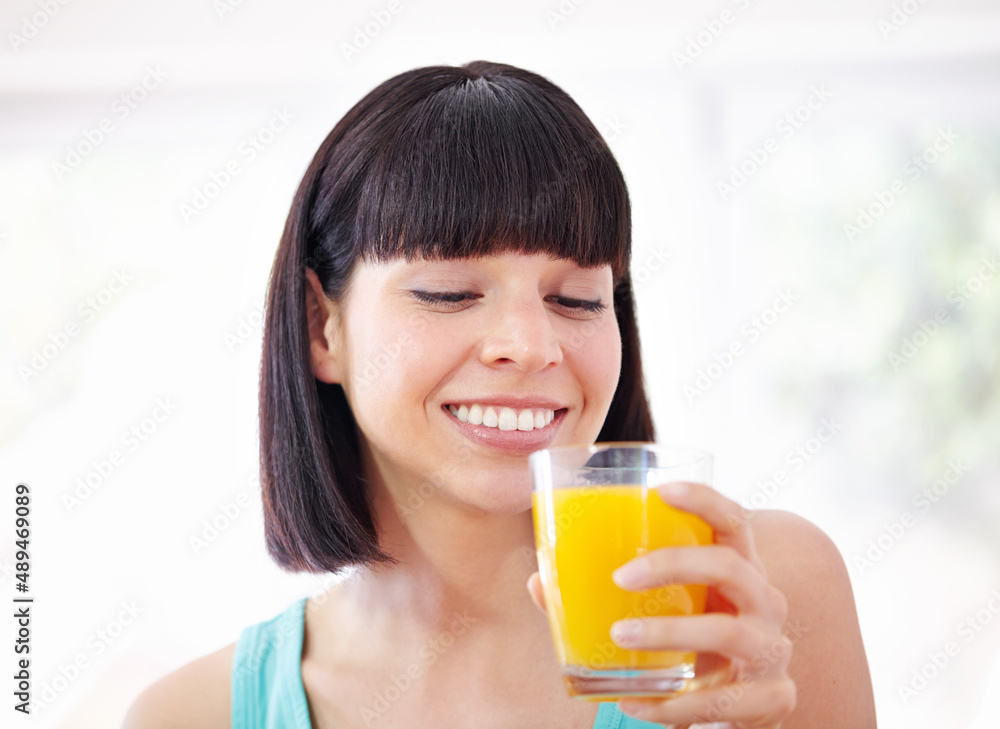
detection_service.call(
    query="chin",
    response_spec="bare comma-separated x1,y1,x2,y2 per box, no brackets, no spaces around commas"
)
461,470,535,515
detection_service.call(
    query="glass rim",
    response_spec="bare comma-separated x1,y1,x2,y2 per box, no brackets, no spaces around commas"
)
529,441,712,470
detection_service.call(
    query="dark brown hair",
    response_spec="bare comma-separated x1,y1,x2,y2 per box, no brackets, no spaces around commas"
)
259,60,655,574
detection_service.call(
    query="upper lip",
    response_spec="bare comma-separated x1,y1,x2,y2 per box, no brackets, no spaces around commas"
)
442,396,569,410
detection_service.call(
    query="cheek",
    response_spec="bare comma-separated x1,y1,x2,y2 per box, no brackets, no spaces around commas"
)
569,318,622,408
346,311,447,423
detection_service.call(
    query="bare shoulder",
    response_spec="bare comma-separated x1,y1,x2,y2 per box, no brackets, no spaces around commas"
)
121,641,235,729
750,508,846,577
749,509,877,729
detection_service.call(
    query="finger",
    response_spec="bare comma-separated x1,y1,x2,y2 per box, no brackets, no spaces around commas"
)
655,481,766,575
526,571,547,614
612,545,780,619
618,676,797,727
609,613,782,665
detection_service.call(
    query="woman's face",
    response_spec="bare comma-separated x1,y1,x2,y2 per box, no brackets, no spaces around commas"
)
309,250,622,514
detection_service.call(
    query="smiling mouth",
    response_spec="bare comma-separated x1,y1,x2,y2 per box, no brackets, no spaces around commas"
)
443,403,568,432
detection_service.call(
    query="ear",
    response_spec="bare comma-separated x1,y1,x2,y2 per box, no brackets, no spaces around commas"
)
304,267,344,384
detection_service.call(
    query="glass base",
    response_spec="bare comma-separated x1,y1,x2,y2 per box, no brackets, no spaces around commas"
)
564,664,694,700
564,656,734,700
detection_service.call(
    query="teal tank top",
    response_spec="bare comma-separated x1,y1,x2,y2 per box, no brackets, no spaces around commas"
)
230,596,672,728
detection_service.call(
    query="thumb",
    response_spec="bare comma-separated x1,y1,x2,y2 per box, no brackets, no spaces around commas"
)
526,571,547,614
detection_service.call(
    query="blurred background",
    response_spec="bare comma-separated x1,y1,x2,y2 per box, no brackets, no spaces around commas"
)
1,1,998,727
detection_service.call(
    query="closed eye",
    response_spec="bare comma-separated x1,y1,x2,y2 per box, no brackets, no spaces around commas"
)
409,290,481,308
408,290,606,314
551,296,607,313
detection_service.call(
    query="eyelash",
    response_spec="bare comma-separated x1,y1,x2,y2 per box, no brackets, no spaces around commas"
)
409,290,607,314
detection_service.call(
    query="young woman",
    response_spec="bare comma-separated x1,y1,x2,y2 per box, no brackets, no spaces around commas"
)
124,60,877,729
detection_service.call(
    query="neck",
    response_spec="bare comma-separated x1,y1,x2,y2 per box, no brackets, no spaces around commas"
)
306,461,566,698
347,475,542,631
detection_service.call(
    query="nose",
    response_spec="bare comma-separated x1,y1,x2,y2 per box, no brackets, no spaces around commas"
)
479,294,564,373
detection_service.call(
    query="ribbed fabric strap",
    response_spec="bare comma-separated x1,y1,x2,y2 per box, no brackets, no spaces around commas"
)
231,597,312,729
594,700,687,728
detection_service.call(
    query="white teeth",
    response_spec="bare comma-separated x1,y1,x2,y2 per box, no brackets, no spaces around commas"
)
498,407,518,431
447,403,560,432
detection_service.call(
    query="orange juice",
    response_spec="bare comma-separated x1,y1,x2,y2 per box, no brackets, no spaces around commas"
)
532,485,713,674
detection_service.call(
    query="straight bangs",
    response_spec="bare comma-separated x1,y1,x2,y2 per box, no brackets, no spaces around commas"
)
352,75,631,284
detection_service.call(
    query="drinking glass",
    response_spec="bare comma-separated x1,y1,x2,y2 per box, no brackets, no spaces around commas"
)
530,442,729,699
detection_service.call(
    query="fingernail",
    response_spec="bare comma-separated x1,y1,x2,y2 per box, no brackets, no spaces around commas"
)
611,618,643,645
612,560,648,589
659,482,689,499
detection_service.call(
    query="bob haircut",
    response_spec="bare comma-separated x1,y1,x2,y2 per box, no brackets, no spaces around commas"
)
260,60,656,574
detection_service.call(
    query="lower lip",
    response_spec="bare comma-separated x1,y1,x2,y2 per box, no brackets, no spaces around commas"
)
441,405,567,455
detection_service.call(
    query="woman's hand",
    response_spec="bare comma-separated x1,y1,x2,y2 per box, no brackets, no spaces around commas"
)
607,481,797,729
